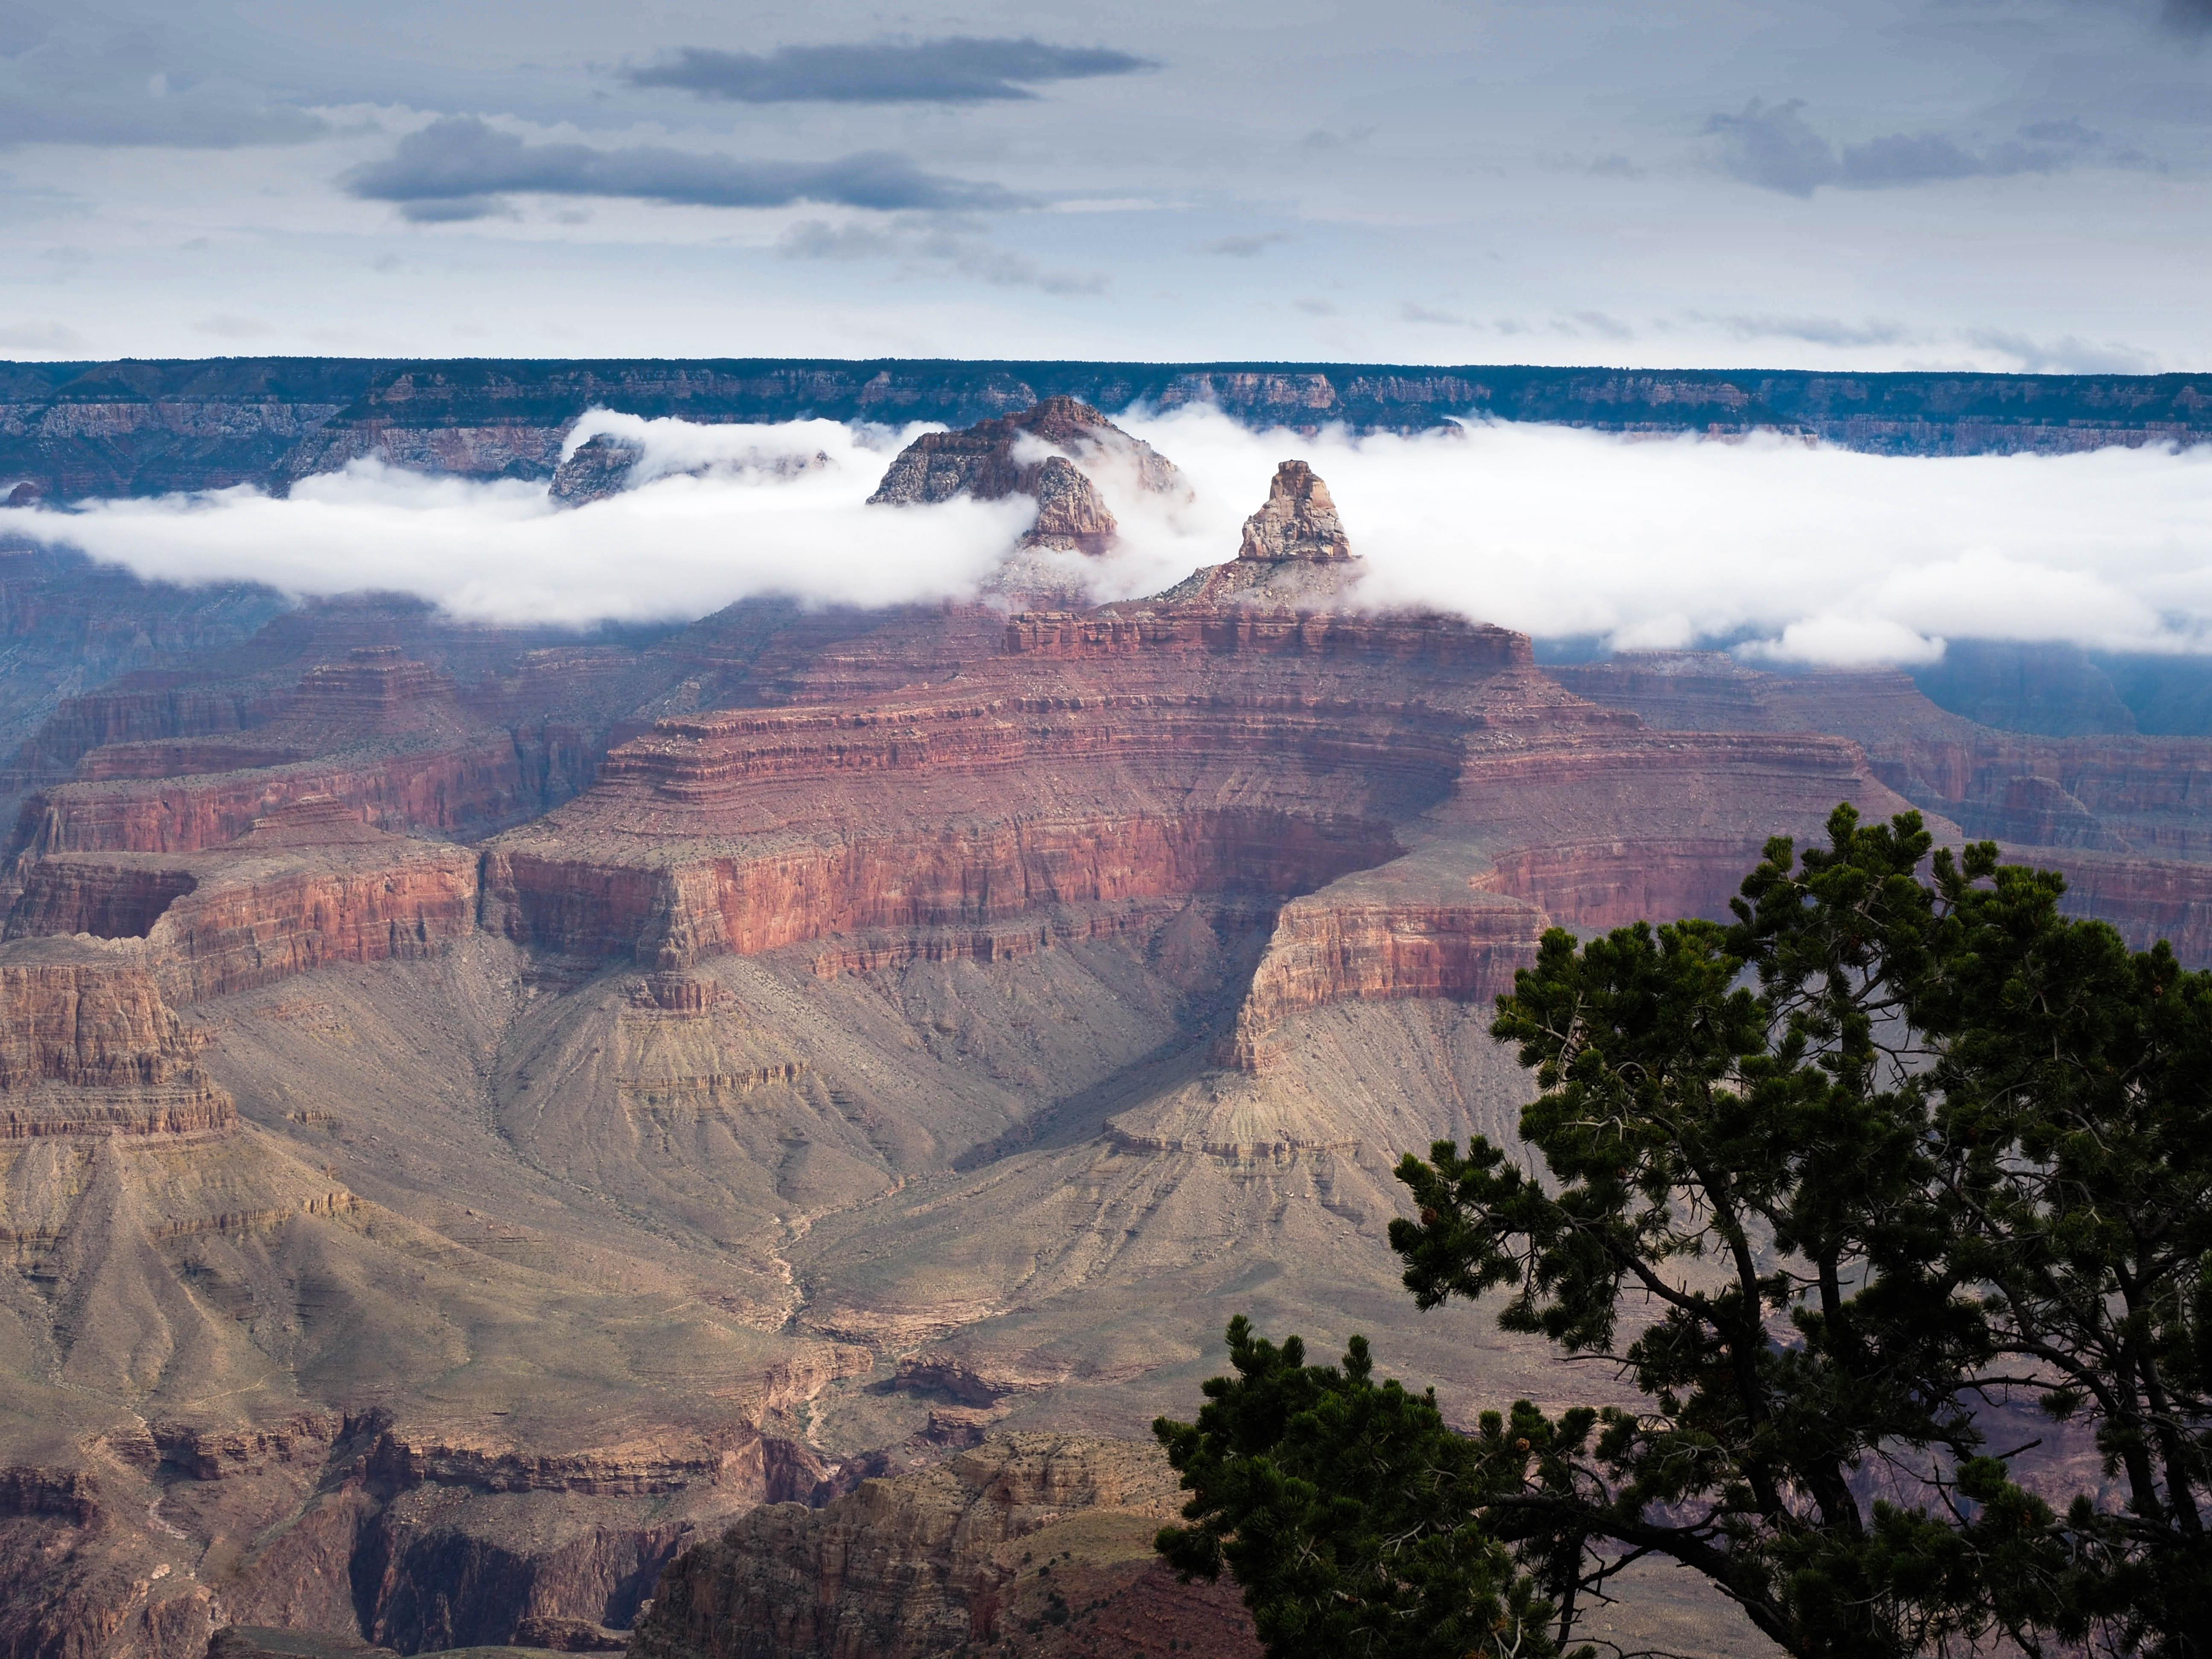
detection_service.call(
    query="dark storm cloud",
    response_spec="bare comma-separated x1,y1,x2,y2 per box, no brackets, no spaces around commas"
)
2163,0,2212,32
1706,99,2083,195
625,38,1153,104
343,117,1022,221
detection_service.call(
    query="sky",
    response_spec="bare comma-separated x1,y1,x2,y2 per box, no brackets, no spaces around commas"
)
2,0,2209,370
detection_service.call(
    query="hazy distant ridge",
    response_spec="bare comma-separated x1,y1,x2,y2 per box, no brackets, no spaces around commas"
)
4,357,2210,500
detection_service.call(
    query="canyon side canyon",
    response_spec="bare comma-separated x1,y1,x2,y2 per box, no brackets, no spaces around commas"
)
2,376,2209,1659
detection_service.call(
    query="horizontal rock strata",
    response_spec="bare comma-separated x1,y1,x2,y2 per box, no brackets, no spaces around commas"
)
6,803,481,1004
13,358,2212,501
632,1434,1258,1659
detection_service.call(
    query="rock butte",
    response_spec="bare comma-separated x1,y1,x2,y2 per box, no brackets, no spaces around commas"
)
0,419,2206,1659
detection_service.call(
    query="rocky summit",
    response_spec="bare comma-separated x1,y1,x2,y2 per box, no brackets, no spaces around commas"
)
0,399,2207,1659
1236,460,1351,563
868,396,1182,561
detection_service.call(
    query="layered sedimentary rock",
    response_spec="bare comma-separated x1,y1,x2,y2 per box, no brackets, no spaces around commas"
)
1550,652,2212,958
6,407,2209,1659
3,624,679,878
0,940,234,1138
0,937,356,1659
0,549,287,837
0,929,866,1659
2,593,681,841
633,1435,1258,1659
7,803,480,1004
1150,461,1364,610
11,358,2212,500
1223,880,1547,1071
482,469,1924,1083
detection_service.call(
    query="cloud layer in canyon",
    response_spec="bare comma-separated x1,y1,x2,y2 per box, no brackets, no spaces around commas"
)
5,409,2208,665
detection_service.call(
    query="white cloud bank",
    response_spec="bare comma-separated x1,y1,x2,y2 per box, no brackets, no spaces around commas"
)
1105,410,2212,663
4,406,2211,664
0,419,1030,628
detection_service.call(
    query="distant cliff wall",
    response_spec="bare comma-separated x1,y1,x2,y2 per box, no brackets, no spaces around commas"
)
4,358,2209,499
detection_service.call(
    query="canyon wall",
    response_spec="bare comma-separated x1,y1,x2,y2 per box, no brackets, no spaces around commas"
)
0,946,235,1139
1548,654,2212,960
1,434,2206,1659
13,736,554,858
632,1435,1259,1659
9,358,2211,499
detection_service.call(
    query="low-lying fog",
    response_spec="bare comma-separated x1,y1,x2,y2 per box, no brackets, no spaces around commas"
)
5,405,2210,667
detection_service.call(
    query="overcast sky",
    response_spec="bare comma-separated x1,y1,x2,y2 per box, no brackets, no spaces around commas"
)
2,0,2208,370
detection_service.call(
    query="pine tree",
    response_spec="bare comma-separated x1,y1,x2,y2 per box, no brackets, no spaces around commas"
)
1156,807,2212,1658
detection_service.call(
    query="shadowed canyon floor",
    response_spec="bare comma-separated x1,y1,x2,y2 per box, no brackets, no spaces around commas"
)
2,426,2206,1659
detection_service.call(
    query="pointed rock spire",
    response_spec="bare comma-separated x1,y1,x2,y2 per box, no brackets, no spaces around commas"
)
1237,460,1352,563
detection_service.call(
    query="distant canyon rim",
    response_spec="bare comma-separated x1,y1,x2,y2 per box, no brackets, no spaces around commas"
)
0,361,2209,1659
10,361,2212,665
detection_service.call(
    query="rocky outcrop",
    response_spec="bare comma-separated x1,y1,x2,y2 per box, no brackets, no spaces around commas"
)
2015,846,2212,961
0,944,232,1137
1236,460,1351,563
282,649,461,734
632,1434,1259,1659
1470,836,1794,932
11,740,526,858
475,603,1533,971
0,680,271,799
4,642,617,864
1022,457,1117,555
0,1504,221,1659
200,1413,844,1652
872,399,1175,510
6,803,480,1004
1224,886,1546,1071
1150,461,1365,608
3,599,675,869
1000,606,1529,667
3,861,198,942
487,804,1399,970
550,434,643,506
868,398,1181,570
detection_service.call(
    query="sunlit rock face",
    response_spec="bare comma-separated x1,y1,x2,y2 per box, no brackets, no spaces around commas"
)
1236,459,1353,563
1149,458,1368,608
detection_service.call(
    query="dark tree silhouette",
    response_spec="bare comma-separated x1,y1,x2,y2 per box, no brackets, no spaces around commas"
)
1157,807,2212,1659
